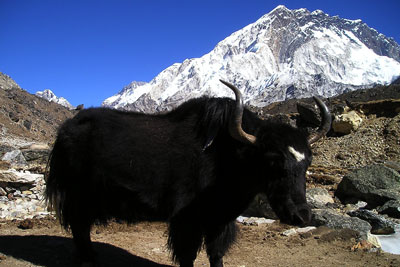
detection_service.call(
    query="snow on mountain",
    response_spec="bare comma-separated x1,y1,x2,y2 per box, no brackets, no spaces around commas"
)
102,81,148,109
35,89,74,110
103,5,400,113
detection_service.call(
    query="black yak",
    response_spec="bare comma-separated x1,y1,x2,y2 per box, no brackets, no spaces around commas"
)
45,80,331,267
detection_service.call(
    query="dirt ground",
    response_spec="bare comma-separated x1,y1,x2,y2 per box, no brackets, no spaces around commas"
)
0,217,399,267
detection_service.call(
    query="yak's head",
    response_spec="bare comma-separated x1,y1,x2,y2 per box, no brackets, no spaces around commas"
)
220,80,331,226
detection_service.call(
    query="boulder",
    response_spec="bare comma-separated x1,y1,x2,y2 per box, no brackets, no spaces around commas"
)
377,200,400,219
332,110,363,134
306,187,334,209
335,164,400,209
311,209,371,240
347,209,395,235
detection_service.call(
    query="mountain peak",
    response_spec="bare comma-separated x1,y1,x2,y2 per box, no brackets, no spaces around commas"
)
270,5,290,13
103,6,400,113
35,89,74,110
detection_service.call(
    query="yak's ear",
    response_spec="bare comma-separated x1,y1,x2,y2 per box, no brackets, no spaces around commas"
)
202,120,221,151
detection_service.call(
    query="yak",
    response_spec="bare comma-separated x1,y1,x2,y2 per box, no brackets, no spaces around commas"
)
45,80,331,267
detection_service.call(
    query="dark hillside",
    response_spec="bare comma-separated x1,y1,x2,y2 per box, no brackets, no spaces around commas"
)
0,73,75,143
257,83,400,117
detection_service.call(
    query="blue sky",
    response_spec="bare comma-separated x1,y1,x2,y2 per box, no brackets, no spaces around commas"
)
1,0,399,107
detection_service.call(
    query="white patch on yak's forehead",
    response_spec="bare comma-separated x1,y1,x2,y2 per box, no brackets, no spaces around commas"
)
288,146,305,162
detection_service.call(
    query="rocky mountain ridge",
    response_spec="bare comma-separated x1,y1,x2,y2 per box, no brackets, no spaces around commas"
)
103,5,400,113
0,73,75,144
0,72,20,91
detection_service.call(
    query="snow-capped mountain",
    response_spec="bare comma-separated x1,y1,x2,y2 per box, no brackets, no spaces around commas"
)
35,89,74,110
103,81,147,110
103,5,400,113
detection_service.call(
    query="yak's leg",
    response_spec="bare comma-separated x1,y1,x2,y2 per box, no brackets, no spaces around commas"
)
70,219,95,264
204,221,237,267
168,216,203,267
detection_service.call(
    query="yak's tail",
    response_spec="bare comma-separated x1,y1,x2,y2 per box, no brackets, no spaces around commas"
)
45,136,69,229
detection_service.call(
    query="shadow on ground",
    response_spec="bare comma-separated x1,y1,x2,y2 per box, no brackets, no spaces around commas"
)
0,235,172,267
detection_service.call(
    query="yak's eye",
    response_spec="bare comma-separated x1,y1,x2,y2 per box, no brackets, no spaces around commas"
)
263,151,282,167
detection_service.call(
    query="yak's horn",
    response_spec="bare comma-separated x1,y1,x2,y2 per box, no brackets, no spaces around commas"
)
220,80,257,145
307,96,332,144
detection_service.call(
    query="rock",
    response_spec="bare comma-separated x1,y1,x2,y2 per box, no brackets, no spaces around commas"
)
384,161,400,173
18,219,34,229
0,197,50,220
1,149,27,167
0,160,11,170
0,187,6,196
282,228,297,236
5,186,15,193
0,144,14,157
343,201,368,213
367,232,381,248
0,169,43,184
22,143,50,150
351,239,378,252
377,200,400,219
8,112,20,123
306,187,334,208
21,148,49,165
282,226,317,236
348,209,395,235
236,216,275,226
311,209,371,240
13,189,22,197
23,120,32,130
296,226,317,233
335,164,400,209
332,110,363,134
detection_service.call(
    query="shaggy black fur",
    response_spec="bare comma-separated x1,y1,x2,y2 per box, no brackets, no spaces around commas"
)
45,96,312,267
